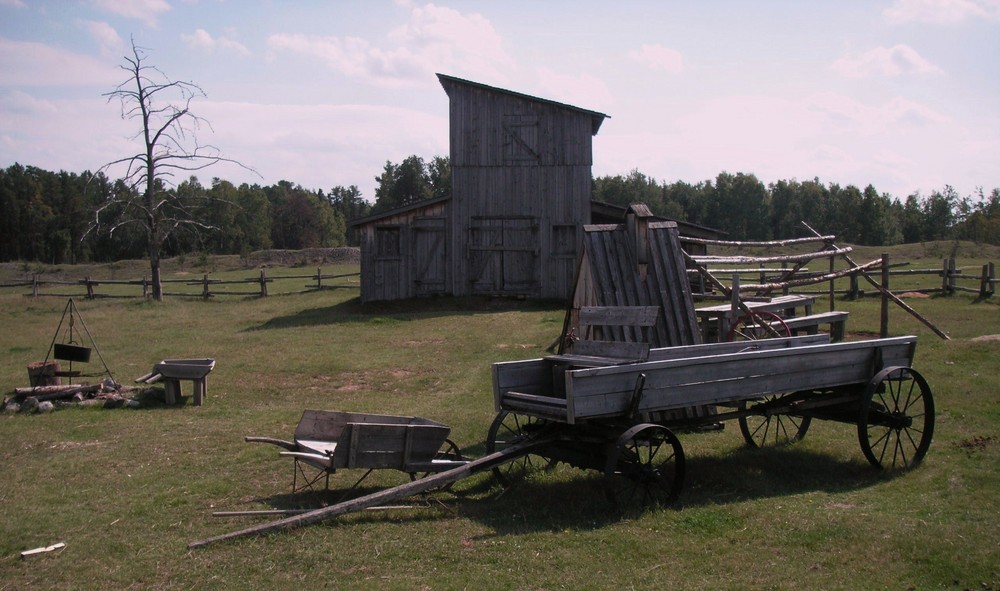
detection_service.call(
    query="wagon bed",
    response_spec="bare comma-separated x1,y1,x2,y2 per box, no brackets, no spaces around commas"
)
493,334,916,424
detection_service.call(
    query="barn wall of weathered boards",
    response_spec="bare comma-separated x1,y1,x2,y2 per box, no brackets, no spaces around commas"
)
353,73,609,302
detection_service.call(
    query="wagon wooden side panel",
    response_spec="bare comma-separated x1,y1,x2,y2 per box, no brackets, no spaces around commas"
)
565,336,917,422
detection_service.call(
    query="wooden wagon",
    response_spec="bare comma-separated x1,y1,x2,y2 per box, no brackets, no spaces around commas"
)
245,410,466,493
189,215,934,547
488,331,933,506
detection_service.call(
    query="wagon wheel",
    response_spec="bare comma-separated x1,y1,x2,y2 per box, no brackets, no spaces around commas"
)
738,395,812,448
604,424,685,511
409,438,465,491
486,411,546,486
727,310,790,341
858,367,934,470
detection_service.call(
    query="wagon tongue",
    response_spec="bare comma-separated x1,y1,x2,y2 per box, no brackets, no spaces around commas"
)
188,434,554,548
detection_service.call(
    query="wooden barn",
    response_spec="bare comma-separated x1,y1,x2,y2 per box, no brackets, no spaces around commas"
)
353,74,609,302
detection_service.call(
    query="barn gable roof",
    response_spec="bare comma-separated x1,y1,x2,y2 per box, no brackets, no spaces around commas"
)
437,73,609,135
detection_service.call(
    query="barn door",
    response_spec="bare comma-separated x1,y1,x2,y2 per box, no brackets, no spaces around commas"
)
469,217,539,295
411,217,447,296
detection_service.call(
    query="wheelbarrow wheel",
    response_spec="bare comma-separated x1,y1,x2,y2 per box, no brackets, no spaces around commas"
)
858,367,934,470
486,411,546,486
738,394,812,448
604,423,685,511
409,438,465,491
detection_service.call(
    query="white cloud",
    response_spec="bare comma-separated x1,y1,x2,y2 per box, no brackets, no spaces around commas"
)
182,29,251,56
90,0,171,28
831,44,943,78
0,0,27,7
195,101,448,196
884,0,1000,24
78,20,125,58
0,37,121,87
593,91,972,199
533,67,615,114
627,44,684,74
267,2,515,87
388,3,515,81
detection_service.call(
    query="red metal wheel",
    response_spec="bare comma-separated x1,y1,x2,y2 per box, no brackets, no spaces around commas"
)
727,310,790,341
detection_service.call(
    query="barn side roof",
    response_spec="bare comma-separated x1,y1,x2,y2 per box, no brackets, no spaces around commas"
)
437,73,609,135
350,196,451,228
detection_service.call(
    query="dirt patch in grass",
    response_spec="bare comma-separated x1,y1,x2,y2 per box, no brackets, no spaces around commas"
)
957,435,997,454
970,334,1000,342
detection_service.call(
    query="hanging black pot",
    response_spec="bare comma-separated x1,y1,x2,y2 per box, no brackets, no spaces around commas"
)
54,343,92,363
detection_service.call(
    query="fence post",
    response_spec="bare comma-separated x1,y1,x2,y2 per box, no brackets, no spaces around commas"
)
828,255,835,312
880,253,890,338
142,275,148,299
259,268,268,297
982,262,996,298
85,276,95,299
202,273,211,299
316,267,322,290
32,274,39,297
948,257,957,295
848,271,859,301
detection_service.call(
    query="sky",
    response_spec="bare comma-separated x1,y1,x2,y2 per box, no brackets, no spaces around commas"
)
2,0,998,204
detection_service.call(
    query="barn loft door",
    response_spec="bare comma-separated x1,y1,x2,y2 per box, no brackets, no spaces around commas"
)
503,115,539,165
412,217,447,296
469,217,539,296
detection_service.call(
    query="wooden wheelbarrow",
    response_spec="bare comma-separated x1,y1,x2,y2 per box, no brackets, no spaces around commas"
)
245,410,466,493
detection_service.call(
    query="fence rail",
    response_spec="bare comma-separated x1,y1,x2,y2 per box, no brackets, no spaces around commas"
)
692,257,996,301
0,267,360,299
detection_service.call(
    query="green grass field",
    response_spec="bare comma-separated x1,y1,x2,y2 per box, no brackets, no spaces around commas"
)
1,244,998,590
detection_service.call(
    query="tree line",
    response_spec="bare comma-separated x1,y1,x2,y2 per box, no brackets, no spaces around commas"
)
0,163,372,265
593,170,1000,246
3,159,999,265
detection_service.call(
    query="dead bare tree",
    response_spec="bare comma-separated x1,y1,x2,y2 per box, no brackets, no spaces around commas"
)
91,40,255,301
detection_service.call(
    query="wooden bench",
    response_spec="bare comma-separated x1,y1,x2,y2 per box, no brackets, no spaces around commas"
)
550,306,660,366
778,311,849,341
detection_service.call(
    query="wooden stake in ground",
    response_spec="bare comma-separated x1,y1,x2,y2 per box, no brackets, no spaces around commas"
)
801,221,950,340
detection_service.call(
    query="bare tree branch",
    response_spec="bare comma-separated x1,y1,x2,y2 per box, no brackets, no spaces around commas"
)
88,38,259,301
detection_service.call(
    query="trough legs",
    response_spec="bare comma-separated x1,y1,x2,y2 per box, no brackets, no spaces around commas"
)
163,378,208,406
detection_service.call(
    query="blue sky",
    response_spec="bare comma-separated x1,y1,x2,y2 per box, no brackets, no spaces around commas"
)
2,0,998,203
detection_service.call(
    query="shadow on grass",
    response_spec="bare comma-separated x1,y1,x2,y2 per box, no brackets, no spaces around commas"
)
246,295,565,331
230,445,901,538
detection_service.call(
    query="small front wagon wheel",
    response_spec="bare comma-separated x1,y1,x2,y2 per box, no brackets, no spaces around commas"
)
604,424,685,511
738,395,812,448
486,411,545,486
858,367,934,470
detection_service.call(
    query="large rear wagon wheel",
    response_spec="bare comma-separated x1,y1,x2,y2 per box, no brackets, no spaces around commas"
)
486,411,546,486
604,424,685,511
738,395,812,448
858,367,934,470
